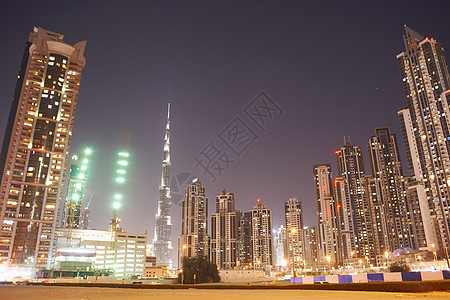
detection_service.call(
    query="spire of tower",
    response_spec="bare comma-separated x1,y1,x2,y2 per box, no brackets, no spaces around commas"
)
163,103,170,165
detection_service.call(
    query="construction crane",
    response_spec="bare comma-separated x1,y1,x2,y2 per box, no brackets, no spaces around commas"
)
110,129,132,249
66,147,92,247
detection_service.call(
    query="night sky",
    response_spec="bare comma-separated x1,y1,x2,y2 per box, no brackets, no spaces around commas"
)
1,1,450,259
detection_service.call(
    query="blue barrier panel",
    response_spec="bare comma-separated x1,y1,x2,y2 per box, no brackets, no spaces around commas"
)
338,275,352,283
295,277,303,284
314,276,326,282
290,277,294,284
367,273,384,282
443,270,450,280
401,272,422,281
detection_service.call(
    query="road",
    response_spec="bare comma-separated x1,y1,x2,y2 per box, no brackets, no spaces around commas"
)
1,286,450,300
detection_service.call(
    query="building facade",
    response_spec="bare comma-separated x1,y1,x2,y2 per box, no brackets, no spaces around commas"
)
153,104,173,267
211,189,241,269
250,199,273,269
397,26,450,253
0,27,86,269
313,165,340,266
178,179,209,267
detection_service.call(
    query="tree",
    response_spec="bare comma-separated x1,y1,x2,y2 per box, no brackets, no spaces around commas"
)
389,261,410,272
178,256,220,284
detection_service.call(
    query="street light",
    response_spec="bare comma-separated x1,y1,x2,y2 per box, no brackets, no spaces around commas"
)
325,256,331,273
385,251,390,268
430,244,438,261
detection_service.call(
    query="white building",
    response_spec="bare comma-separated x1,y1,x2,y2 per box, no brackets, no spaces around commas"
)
53,228,146,278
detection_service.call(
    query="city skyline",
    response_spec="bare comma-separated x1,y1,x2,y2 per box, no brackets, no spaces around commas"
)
1,1,450,244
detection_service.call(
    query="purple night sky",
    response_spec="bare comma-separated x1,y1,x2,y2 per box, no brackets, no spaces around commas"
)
1,1,449,261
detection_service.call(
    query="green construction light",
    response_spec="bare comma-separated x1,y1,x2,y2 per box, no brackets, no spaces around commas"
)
118,160,128,166
78,174,85,179
113,202,121,209
72,194,80,200
85,148,92,155
118,152,129,157
114,194,122,200
117,169,125,174
81,165,87,171
75,183,82,189
116,177,125,183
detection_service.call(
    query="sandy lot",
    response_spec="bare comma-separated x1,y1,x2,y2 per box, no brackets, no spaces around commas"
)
0,286,450,300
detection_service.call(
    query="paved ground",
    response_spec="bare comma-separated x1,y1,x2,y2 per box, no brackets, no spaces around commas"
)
1,286,450,300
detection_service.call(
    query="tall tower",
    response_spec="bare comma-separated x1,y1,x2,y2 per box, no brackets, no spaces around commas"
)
335,138,374,261
153,103,173,267
178,179,209,267
211,189,241,269
284,198,304,270
0,27,86,269
367,128,411,251
313,165,340,266
397,26,450,252
250,199,273,269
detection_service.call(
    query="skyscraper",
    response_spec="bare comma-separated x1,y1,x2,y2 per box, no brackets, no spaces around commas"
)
335,138,374,261
153,104,173,267
303,226,318,266
274,225,287,267
211,189,241,269
250,199,273,269
397,26,450,253
284,198,304,269
313,165,340,266
178,179,209,267
0,27,86,269
237,212,252,268
367,128,411,252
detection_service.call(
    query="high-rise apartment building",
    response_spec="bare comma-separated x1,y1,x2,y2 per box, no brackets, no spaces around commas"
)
0,27,86,269
313,165,340,266
335,138,374,261
211,189,241,269
284,198,304,269
397,26,450,252
367,128,411,251
250,199,273,269
153,104,173,267
178,179,209,267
